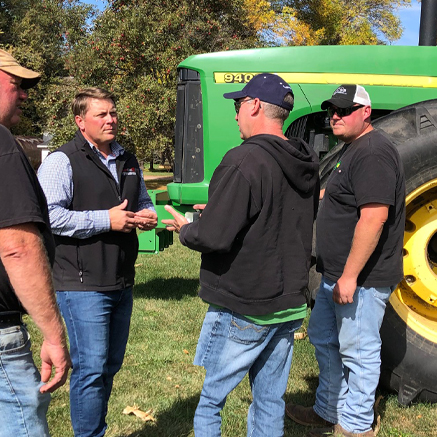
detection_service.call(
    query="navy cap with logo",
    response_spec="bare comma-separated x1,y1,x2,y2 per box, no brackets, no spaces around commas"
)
223,73,294,111
321,84,371,109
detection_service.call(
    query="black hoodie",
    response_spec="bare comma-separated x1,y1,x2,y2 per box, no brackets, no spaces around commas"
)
180,134,320,316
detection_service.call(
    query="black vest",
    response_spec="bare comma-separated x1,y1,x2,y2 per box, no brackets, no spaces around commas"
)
53,131,140,291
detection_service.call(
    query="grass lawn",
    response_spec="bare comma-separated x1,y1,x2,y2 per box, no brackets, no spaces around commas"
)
26,239,436,436
143,168,173,178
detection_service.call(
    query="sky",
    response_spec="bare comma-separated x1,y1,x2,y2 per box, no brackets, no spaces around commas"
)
85,0,423,46
394,0,421,46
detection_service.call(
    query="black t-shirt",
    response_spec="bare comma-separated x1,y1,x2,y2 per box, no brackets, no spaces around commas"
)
0,125,55,312
316,129,405,287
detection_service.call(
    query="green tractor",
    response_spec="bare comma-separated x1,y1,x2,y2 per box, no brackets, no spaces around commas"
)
140,1,437,406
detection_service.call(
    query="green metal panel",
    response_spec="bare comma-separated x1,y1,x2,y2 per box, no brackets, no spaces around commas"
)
172,45,437,208
144,45,437,251
166,181,209,206
137,228,173,254
179,46,437,77
138,190,175,253
138,189,201,253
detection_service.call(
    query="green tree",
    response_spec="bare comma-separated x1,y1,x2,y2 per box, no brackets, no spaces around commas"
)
8,0,411,159
43,0,260,163
0,0,94,136
262,0,411,46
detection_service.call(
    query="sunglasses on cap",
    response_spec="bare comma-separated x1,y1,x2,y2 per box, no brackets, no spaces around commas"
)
327,105,363,118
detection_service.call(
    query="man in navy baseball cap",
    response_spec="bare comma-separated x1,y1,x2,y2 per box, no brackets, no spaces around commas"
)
163,70,319,436
224,73,294,111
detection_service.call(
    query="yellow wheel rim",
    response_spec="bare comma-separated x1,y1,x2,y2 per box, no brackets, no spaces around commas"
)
391,178,437,343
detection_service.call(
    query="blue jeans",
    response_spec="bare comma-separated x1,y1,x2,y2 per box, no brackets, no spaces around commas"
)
193,306,303,437
0,324,51,437
308,276,393,434
57,288,133,437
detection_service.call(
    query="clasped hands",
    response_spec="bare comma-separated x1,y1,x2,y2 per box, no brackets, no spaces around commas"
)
109,199,158,233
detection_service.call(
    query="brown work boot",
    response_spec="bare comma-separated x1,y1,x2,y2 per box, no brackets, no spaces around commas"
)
307,423,375,437
285,403,335,427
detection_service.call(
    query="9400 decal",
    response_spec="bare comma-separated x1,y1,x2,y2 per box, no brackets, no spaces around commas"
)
214,73,256,83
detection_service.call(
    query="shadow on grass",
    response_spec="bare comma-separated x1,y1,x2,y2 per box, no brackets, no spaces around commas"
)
284,374,319,405
373,386,398,423
134,277,200,300
282,381,394,436
119,376,323,437
119,395,198,437
283,378,320,436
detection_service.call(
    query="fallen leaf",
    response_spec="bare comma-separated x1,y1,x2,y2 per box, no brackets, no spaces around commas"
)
166,376,172,381
183,349,189,354
294,327,307,340
123,405,156,422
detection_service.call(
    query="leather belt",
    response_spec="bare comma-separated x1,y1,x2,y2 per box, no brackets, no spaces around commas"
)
0,311,23,328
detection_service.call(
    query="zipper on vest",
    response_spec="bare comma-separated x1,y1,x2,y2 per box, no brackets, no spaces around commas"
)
76,244,83,283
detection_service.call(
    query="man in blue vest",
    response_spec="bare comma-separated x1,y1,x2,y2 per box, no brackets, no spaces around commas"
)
38,87,157,437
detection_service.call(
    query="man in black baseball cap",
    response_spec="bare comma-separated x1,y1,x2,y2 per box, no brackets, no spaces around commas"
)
163,72,319,436
321,84,371,109
287,84,405,437
320,84,372,144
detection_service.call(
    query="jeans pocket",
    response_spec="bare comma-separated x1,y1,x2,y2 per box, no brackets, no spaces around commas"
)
229,315,268,345
371,286,392,304
0,326,28,354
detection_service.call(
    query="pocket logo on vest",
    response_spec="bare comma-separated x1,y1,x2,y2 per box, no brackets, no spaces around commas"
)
122,167,137,176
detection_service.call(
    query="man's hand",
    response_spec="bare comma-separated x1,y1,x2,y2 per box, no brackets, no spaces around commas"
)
193,204,207,211
333,275,357,305
134,209,158,231
109,199,137,232
332,203,389,305
162,205,189,233
39,339,71,393
319,189,325,200
0,223,71,393
193,204,207,218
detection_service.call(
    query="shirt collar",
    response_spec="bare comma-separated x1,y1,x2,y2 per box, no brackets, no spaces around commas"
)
87,140,125,158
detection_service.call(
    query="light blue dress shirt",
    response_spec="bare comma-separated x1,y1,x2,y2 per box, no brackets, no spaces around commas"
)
38,141,155,239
